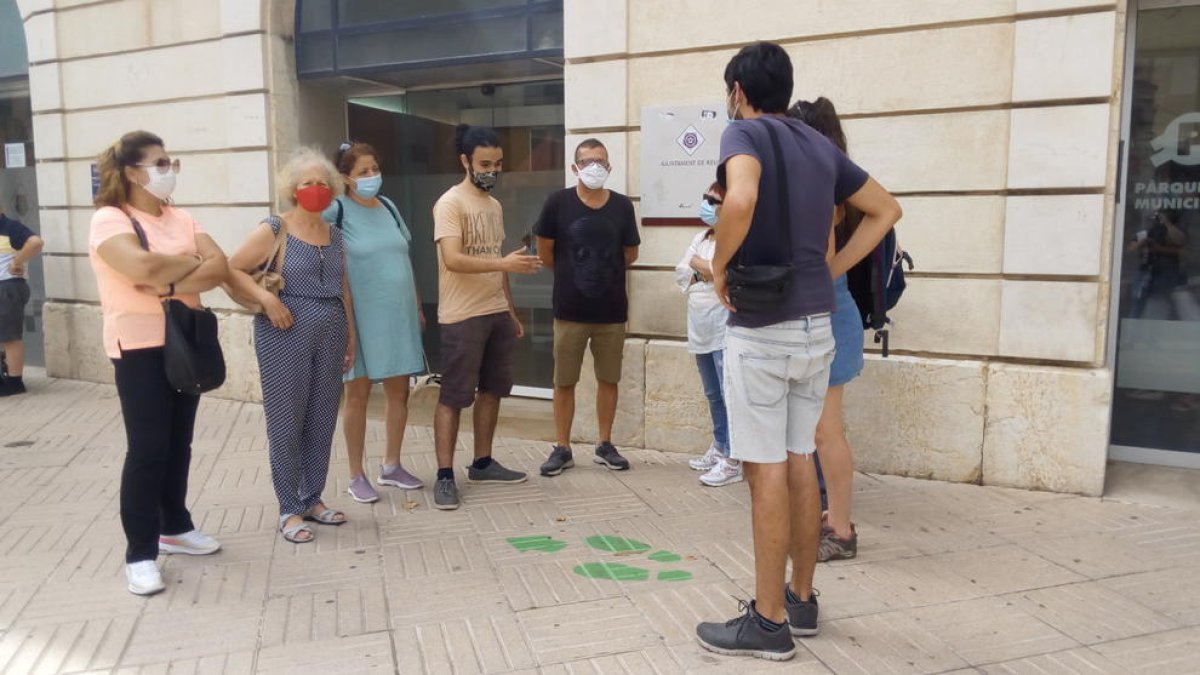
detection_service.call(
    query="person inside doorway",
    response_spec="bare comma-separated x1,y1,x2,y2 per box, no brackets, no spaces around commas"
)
694,42,902,661
431,124,542,510
535,138,640,476
0,205,42,397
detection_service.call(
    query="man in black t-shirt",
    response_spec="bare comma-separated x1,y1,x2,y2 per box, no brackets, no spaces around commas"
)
534,139,641,476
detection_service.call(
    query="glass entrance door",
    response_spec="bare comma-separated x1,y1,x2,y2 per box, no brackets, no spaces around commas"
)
1110,0,1200,464
346,81,563,393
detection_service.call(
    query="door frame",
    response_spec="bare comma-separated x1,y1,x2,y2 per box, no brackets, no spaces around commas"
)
1107,0,1200,469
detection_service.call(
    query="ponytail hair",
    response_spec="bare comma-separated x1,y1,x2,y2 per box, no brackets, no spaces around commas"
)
93,130,164,208
454,124,501,162
788,97,846,153
787,97,861,237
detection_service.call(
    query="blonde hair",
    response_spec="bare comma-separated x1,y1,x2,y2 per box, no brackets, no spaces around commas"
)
276,146,344,206
94,130,164,208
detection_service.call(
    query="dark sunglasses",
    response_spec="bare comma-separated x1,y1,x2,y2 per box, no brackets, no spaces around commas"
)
702,194,723,206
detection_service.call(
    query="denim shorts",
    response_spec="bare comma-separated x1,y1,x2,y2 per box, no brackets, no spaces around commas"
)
724,315,835,463
829,275,864,387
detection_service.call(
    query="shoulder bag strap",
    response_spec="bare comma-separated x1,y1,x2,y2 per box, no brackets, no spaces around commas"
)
266,215,288,273
378,196,403,230
334,200,344,229
127,213,150,252
759,117,793,261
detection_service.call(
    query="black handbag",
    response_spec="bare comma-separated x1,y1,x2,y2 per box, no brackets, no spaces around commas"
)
129,215,227,395
726,118,795,313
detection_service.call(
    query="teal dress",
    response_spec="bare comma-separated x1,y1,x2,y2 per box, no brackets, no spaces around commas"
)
322,196,425,382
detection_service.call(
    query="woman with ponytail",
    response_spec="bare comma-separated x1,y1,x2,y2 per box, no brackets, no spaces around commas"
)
88,130,229,595
788,98,865,561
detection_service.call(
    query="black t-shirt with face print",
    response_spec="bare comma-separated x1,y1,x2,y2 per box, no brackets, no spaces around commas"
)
534,188,640,324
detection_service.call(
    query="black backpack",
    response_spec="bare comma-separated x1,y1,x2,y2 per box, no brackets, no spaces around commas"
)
845,229,913,357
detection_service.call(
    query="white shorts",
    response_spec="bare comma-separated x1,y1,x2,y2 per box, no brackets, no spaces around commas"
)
725,315,835,464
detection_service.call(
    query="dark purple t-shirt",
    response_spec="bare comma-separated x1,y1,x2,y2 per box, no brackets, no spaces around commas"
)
718,115,869,328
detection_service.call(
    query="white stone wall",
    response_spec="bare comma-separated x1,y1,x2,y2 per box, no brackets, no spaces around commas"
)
564,0,1124,494
18,0,300,402
18,0,1125,494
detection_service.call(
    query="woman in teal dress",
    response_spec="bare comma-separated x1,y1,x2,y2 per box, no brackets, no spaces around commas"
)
325,142,426,503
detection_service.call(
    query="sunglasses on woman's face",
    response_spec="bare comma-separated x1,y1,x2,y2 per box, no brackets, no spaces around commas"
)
702,194,723,206
137,158,181,174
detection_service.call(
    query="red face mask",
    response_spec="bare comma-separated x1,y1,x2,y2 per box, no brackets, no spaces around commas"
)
295,184,333,213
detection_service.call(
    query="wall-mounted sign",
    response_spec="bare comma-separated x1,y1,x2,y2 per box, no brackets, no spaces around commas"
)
3,142,26,168
640,104,725,225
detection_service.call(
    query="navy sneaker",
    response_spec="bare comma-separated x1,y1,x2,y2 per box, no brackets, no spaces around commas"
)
594,441,630,470
696,599,796,661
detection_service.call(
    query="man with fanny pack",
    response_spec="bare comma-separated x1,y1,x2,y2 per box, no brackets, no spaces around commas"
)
695,42,902,661
0,207,43,397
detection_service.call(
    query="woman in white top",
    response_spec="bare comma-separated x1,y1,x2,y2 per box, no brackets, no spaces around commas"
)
675,182,742,487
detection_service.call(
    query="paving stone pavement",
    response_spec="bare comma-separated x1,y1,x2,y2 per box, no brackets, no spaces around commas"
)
2,371,1199,674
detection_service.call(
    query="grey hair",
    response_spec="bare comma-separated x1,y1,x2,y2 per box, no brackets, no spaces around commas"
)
276,146,344,206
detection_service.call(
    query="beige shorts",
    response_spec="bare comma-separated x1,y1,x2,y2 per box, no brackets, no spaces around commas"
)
553,319,625,387
725,315,835,464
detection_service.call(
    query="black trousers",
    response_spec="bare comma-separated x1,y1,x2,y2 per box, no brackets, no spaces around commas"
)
112,347,200,563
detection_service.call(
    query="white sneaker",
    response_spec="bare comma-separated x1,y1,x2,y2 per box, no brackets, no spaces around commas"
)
689,445,723,471
126,561,165,596
159,529,221,555
700,458,744,487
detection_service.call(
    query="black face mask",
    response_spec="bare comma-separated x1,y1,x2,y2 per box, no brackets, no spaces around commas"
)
470,167,499,192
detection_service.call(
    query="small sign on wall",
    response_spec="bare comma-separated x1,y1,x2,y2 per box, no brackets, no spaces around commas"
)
4,142,26,168
639,104,725,225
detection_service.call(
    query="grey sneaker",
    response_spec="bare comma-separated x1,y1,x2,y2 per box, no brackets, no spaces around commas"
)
696,600,796,661
594,441,630,471
433,477,460,510
784,587,819,637
347,474,379,503
378,464,423,490
466,459,528,484
817,526,857,562
540,446,575,476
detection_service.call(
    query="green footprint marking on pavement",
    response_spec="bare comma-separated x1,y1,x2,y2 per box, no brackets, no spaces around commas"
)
506,535,568,553
506,534,693,582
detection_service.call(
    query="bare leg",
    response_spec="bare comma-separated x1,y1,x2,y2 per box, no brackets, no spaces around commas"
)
342,378,372,478
744,460,791,623
596,381,618,444
787,452,822,601
1,340,24,376
434,402,461,470
381,376,411,466
472,392,501,460
815,385,854,539
553,385,575,447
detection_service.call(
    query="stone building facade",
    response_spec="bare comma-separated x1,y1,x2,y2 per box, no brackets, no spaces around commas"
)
10,1,1180,496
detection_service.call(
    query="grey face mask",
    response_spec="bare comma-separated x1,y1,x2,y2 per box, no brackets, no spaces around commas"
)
470,168,499,192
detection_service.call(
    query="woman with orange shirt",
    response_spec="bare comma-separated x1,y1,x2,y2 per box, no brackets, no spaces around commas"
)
88,131,229,596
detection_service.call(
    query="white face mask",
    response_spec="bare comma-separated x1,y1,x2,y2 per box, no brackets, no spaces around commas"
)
577,163,609,190
141,168,177,201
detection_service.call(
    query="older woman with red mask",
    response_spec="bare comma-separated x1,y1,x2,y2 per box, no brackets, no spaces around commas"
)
227,147,357,544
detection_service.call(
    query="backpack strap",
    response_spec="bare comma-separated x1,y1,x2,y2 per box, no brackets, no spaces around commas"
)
333,199,345,229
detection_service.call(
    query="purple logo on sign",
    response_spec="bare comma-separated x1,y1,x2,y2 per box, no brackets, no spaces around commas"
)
676,125,705,156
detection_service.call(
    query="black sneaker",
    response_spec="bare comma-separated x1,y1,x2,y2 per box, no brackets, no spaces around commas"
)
784,586,819,637
466,459,528,484
0,377,25,397
594,441,630,471
696,599,796,661
433,477,460,510
540,445,575,476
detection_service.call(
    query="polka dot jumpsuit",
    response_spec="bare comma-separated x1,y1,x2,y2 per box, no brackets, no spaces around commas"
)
255,216,348,518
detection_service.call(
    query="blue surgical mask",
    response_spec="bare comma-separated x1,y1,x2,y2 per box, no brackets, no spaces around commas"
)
699,200,719,226
354,174,382,198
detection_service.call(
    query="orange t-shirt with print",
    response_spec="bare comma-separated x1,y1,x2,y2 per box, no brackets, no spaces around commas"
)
88,205,205,359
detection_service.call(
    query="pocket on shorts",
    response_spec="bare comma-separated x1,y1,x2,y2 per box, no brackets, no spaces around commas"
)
738,352,790,408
